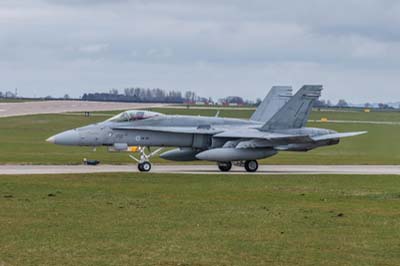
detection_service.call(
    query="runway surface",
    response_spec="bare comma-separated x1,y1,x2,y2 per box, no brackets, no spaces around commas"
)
1,164,399,175
0,101,166,117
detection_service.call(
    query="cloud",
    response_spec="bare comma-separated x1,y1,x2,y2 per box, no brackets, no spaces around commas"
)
44,0,129,6
0,0,399,102
78,43,109,54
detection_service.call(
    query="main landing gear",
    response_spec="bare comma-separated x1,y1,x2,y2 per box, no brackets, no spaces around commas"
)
244,160,258,172
218,161,232,172
129,147,163,172
217,160,259,172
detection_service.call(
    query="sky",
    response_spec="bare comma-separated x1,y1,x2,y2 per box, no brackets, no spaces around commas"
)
1,0,400,103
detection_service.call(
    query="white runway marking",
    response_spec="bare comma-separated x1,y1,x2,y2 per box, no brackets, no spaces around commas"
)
0,165,399,175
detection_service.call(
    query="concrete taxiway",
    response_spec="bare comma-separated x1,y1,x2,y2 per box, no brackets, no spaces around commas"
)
1,165,399,175
0,101,167,118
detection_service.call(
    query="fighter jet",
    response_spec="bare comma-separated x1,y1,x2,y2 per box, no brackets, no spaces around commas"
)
46,85,366,172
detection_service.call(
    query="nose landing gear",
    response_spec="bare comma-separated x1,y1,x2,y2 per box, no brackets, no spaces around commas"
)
138,161,152,172
129,147,163,172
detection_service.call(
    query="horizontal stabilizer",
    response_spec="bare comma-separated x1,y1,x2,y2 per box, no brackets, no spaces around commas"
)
312,131,367,142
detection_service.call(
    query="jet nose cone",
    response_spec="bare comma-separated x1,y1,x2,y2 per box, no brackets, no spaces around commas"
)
46,136,55,143
46,129,81,146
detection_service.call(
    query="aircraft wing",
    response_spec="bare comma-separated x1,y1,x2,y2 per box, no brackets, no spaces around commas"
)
213,129,278,139
113,126,313,143
113,126,366,144
214,129,367,144
111,126,224,135
311,131,367,141
214,129,314,144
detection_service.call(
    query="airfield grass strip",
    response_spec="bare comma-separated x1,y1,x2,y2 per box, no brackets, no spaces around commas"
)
1,173,400,266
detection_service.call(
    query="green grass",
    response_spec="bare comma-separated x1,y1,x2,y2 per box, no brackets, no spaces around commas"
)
150,107,400,122
309,109,400,122
268,122,399,165
0,114,120,165
74,107,400,122
1,173,400,265
81,108,255,120
0,109,399,165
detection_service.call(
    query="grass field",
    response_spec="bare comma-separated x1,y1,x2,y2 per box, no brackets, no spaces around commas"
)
0,108,399,165
152,107,400,122
1,173,400,265
96,107,400,122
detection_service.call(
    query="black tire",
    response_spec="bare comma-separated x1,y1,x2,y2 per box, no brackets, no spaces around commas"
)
138,163,144,171
244,160,258,172
140,162,152,172
218,161,232,172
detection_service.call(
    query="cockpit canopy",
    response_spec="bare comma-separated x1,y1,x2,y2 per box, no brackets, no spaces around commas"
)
106,110,163,123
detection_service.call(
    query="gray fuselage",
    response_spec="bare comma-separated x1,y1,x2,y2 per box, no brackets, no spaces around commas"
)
52,115,256,147
50,113,336,152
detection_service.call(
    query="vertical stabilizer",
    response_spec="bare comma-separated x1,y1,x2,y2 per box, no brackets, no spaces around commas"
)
260,85,322,131
250,86,292,122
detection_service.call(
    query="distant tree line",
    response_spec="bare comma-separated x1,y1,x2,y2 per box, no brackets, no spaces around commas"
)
313,98,396,110
0,90,18,98
1,87,398,110
82,88,203,104
218,96,246,105
82,88,182,103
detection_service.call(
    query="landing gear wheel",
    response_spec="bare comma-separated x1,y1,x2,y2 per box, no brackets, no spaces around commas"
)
138,161,152,172
218,161,232,172
244,160,258,172
130,147,163,173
